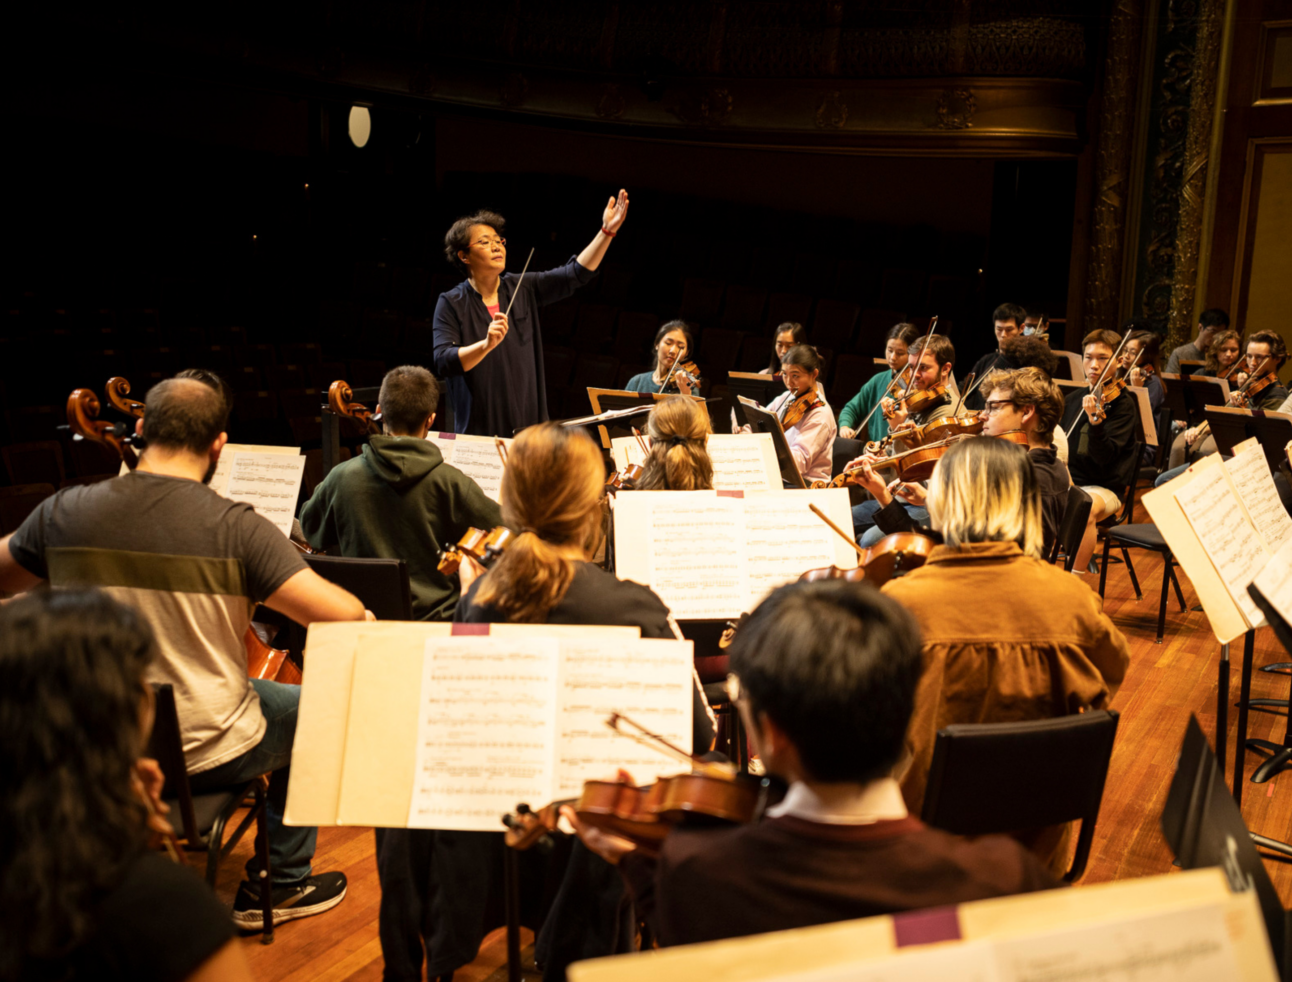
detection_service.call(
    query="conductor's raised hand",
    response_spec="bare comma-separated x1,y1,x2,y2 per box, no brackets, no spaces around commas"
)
602,189,630,234
485,312,509,352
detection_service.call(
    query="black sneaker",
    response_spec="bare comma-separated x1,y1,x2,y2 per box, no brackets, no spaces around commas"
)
231,871,347,929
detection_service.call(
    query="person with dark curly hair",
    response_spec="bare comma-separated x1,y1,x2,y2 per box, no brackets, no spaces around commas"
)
0,589,252,982
432,190,630,437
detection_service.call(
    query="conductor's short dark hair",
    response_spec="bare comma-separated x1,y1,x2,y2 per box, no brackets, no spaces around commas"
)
444,210,506,273
379,365,440,435
729,579,923,784
141,378,228,455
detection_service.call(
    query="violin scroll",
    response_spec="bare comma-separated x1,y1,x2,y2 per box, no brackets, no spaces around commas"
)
437,526,514,575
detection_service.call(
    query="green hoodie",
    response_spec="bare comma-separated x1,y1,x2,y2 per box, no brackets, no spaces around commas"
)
300,435,503,621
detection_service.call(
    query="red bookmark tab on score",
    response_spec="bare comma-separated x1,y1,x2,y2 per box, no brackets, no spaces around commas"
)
437,432,458,440
716,490,745,498
892,905,962,948
451,623,490,636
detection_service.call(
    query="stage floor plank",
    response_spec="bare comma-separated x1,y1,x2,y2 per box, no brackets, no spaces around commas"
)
210,548,1290,981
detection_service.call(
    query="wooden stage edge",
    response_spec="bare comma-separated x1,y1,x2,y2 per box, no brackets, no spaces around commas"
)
214,525,1292,982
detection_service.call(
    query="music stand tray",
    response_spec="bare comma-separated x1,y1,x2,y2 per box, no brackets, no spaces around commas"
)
727,372,786,419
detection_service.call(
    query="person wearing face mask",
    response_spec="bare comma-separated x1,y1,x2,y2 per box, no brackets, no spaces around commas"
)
432,191,630,437
837,322,922,442
736,344,837,484
625,321,698,395
961,303,1028,412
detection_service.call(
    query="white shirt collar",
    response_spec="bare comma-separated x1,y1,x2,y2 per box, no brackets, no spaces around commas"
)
764,777,909,825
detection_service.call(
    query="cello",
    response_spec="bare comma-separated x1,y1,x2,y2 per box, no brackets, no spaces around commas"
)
327,379,381,435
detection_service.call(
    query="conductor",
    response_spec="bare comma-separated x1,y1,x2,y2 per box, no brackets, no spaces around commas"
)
432,190,630,437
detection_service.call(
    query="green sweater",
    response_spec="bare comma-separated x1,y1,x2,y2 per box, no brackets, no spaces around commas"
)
838,368,894,442
300,436,503,621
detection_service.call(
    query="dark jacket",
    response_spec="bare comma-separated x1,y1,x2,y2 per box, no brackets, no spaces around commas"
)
1061,386,1138,494
299,436,502,621
431,257,597,436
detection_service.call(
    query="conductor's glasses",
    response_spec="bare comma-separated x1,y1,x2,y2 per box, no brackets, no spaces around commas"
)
474,236,507,249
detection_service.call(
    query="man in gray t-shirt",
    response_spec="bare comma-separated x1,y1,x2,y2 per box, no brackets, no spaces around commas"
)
0,377,369,930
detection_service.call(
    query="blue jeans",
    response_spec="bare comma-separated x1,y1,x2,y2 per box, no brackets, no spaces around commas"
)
851,499,930,547
188,678,316,887
1155,463,1190,487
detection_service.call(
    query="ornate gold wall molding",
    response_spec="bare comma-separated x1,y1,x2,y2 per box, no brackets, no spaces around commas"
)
1165,0,1226,351
1085,0,1145,335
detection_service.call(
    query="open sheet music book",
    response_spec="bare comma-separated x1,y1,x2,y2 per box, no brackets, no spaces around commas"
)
124,443,307,537
613,489,858,619
1145,437,1290,641
609,433,781,491
425,431,512,501
284,622,694,832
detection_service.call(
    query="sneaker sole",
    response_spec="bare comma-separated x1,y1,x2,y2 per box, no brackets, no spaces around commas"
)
231,884,347,930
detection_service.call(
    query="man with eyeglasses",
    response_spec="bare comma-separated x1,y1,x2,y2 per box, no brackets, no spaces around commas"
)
562,579,1057,947
960,302,1028,412
432,191,630,437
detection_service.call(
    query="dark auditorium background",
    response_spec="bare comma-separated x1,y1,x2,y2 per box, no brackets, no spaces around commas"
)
3,1,1288,521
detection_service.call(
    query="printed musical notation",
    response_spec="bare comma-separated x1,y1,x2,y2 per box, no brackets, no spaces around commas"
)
1225,443,1292,554
647,503,747,618
610,433,780,491
224,452,308,537
426,432,511,501
744,498,840,611
406,636,693,831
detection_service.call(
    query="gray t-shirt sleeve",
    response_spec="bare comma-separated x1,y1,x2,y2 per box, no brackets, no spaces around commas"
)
6,491,59,579
231,505,309,602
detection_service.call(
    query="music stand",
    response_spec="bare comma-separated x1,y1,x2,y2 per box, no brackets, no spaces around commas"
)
1203,406,1256,458
727,371,786,410
1245,583,1292,788
1161,715,1290,979
586,388,676,448
1251,412,1292,474
1185,375,1231,426
1177,359,1207,379
1159,373,1190,424
735,397,806,489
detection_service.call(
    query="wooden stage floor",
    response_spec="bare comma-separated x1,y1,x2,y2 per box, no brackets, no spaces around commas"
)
211,545,1292,982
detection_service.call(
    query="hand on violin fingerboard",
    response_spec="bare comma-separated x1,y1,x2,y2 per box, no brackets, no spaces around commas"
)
559,804,637,865
885,400,909,428
889,480,927,507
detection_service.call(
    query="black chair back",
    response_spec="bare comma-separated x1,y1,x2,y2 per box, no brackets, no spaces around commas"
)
145,683,201,844
1051,485,1092,570
921,710,1120,882
303,554,413,620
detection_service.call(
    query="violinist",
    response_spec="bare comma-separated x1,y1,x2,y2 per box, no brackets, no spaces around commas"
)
0,377,366,930
0,589,255,982
882,438,1130,874
379,424,714,982
961,302,1027,411
432,191,629,437
567,578,1058,947
735,344,837,484
837,322,921,442
1200,328,1241,377
761,320,807,375
299,366,503,620
634,396,715,491
624,320,698,395
1119,327,1165,412
1060,329,1140,571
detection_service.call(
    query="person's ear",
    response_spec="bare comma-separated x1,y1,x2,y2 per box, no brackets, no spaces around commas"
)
211,432,228,458
135,418,144,437
1020,404,1036,427
426,412,436,431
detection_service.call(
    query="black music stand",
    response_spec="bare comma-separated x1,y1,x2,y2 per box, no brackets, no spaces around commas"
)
1251,412,1292,473
1184,375,1231,426
734,397,806,489
1159,373,1191,422
1203,406,1255,458
1245,583,1292,788
1161,715,1291,979
1177,359,1207,379
727,371,786,409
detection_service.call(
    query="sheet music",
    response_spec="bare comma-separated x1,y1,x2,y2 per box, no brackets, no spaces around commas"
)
1224,442,1292,553
1174,464,1269,627
1252,538,1292,628
744,497,843,611
407,637,559,831
553,638,694,799
991,902,1240,982
426,433,511,501
610,433,780,491
646,499,747,618
223,452,307,537
770,942,999,982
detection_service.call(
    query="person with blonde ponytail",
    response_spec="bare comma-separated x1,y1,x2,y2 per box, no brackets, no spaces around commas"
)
635,396,714,491
880,438,1129,876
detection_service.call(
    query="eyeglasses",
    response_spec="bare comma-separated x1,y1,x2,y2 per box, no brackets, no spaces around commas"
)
472,236,506,248
981,399,1017,416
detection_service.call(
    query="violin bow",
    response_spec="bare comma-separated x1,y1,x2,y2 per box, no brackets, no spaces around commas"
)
1065,327,1134,440
900,315,938,402
808,503,867,560
631,426,650,457
950,371,978,416
502,247,536,320
605,712,730,775
495,438,508,466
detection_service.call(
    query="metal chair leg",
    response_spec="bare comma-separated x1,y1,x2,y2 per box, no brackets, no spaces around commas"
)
1121,547,1142,600
503,846,521,982
1156,556,1170,644
255,780,274,944
1167,558,1187,611
1097,535,1112,601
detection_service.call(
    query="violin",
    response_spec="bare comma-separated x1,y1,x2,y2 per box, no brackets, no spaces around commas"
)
327,380,381,435
605,463,644,491
880,412,984,453
437,526,514,575
780,389,823,429
501,713,772,856
884,364,915,399
1231,365,1279,408
901,380,950,416
671,360,702,392
244,622,303,686
800,504,937,586
821,429,1028,488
